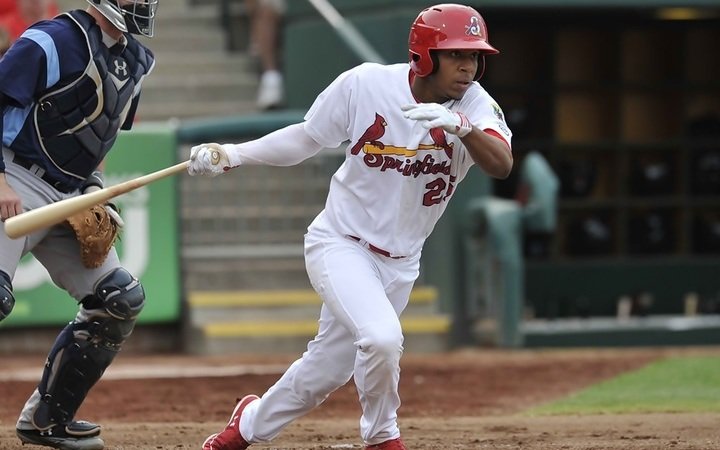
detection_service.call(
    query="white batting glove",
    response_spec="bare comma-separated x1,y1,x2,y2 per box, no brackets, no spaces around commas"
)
401,103,472,138
82,185,124,229
188,143,231,177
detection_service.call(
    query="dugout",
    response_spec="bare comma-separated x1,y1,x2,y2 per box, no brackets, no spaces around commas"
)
277,0,720,347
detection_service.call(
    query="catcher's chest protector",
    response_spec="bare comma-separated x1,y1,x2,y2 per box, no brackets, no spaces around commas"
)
34,10,154,181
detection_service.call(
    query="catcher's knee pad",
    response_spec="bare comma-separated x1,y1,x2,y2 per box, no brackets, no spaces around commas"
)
0,271,14,322
82,267,146,344
31,268,145,429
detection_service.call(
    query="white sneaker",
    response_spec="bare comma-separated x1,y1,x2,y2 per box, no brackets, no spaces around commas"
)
257,70,284,110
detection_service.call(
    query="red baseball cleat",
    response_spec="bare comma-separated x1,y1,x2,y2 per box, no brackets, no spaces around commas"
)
366,437,408,450
202,394,259,450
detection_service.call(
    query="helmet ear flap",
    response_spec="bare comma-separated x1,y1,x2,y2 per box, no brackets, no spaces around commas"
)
409,48,433,77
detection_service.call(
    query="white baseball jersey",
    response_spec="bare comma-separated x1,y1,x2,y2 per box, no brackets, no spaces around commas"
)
304,62,512,257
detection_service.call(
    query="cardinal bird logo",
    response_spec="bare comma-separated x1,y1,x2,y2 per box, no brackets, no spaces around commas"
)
466,16,481,37
351,113,387,155
430,127,454,159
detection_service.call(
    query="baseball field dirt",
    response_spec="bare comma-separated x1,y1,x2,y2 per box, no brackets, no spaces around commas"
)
1,347,719,449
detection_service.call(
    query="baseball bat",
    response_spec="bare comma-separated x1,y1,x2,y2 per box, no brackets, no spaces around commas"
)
4,160,190,239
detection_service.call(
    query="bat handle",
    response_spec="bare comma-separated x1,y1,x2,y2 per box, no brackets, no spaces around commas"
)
3,160,191,240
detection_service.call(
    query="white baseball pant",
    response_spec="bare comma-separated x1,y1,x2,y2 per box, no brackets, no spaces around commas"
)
240,223,421,445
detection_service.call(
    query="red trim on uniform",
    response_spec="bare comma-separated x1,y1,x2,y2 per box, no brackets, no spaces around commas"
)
483,128,511,150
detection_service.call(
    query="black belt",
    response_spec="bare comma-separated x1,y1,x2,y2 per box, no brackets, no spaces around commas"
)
11,154,78,194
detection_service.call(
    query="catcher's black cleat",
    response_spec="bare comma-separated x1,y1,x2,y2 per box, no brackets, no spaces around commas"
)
16,420,104,450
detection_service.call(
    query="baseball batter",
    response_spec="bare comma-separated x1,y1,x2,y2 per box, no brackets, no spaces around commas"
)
189,4,513,450
0,1,156,449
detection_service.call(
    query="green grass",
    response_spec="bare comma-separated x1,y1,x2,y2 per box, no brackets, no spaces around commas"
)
527,356,720,415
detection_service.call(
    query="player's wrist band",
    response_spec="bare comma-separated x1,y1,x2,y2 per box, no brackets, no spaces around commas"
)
81,170,105,192
456,113,472,138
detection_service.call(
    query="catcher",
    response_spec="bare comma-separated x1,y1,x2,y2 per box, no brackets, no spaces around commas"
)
0,1,156,449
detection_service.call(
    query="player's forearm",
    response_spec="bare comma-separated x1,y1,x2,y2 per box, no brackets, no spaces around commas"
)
463,128,513,179
225,123,324,167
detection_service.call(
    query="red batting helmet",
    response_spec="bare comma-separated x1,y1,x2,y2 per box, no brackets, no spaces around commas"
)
408,3,498,81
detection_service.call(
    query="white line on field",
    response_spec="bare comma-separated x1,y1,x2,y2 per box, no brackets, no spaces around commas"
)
0,364,289,382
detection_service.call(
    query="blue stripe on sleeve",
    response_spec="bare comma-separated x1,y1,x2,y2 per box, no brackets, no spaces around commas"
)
2,106,33,146
21,29,60,88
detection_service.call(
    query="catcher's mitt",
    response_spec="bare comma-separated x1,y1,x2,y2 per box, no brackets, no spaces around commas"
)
66,203,121,269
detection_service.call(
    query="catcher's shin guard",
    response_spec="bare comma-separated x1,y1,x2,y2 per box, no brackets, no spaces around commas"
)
31,268,145,429
0,271,15,322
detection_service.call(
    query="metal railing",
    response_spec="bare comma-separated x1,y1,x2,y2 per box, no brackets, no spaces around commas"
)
305,0,385,64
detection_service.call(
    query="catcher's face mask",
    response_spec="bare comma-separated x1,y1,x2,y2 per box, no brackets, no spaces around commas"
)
88,0,158,37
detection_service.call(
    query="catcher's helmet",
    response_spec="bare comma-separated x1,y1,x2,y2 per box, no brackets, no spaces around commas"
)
87,0,158,37
409,3,498,81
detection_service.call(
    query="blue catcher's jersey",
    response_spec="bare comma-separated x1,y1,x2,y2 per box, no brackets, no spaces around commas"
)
0,11,152,187
0,18,92,156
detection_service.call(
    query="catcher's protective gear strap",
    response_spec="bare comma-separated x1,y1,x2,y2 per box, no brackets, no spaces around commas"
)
31,268,145,429
81,170,104,193
0,271,14,322
226,123,324,168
